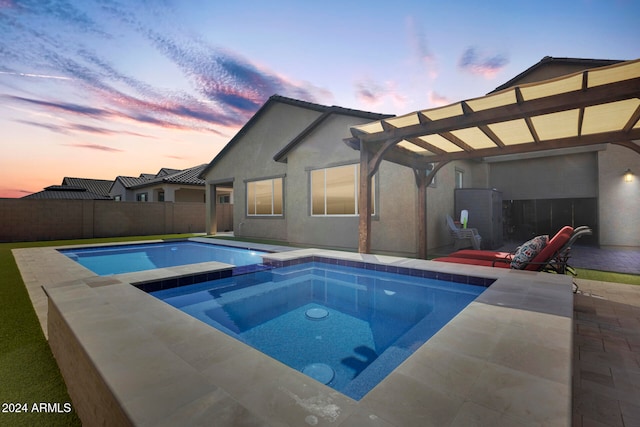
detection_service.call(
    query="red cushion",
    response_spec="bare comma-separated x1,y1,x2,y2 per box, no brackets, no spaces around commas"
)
432,257,511,268
447,249,512,261
524,226,573,271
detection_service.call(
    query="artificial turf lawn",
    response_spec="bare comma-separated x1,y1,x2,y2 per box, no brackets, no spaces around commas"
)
0,234,198,426
1,234,637,426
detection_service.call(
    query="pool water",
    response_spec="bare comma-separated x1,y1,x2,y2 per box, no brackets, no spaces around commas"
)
151,261,486,400
60,241,267,275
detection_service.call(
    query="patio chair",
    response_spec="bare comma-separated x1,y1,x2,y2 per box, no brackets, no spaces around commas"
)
434,225,592,274
444,226,574,262
446,215,482,250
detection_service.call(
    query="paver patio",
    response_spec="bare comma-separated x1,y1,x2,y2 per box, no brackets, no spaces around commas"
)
572,278,640,427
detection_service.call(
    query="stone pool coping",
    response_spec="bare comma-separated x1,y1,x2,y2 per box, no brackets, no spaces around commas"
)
13,238,573,426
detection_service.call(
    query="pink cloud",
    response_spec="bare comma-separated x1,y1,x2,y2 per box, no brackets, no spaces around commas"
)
428,91,451,107
355,79,407,108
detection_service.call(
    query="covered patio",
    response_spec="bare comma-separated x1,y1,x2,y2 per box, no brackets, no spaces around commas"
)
345,59,640,258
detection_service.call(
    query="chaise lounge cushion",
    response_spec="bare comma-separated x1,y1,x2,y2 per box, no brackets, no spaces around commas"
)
430,256,511,268
445,249,512,262
523,225,573,271
432,225,576,271
510,235,549,269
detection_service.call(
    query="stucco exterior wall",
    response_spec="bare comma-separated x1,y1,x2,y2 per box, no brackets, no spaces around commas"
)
203,101,325,241
598,144,640,247
109,180,128,200
284,114,419,256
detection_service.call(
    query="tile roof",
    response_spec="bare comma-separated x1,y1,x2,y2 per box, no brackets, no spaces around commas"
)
129,164,207,189
115,176,151,188
61,177,113,197
155,168,181,177
23,186,112,200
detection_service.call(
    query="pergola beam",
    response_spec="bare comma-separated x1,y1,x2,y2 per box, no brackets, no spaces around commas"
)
355,77,640,144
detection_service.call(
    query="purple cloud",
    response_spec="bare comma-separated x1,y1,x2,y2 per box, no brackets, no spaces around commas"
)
1,0,332,139
458,47,509,78
63,143,124,152
15,118,151,138
9,96,108,117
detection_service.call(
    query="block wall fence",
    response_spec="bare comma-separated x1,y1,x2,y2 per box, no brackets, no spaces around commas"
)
0,200,232,242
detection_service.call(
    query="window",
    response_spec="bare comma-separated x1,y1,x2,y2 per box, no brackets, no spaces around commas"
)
455,169,464,189
311,164,375,216
158,191,165,202
114,195,121,201
218,194,230,204
247,178,283,216
136,193,147,202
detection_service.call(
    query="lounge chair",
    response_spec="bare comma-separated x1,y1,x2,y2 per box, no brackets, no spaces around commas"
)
434,225,592,274
446,215,482,250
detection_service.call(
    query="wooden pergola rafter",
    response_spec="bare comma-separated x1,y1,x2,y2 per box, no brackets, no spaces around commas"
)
345,59,640,258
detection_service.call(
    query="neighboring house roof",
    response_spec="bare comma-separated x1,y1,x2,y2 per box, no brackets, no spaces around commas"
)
199,95,389,177
489,56,623,93
61,177,113,197
113,176,151,189
155,168,181,177
23,185,112,200
129,164,207,189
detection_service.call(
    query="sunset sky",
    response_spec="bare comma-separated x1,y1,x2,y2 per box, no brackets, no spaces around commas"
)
1,0,639,198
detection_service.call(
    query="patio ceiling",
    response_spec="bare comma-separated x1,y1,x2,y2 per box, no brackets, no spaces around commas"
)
346,59,640,170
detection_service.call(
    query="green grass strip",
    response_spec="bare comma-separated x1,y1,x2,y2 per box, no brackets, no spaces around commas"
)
575,268,640,286
0,234,198,426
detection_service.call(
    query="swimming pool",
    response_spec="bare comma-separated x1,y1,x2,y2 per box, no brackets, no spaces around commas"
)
151,260,486,400
60,241,267,275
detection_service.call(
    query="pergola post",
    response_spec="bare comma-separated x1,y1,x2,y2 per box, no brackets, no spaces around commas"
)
415,169,428,259
358,145,373,254
206,183,217,235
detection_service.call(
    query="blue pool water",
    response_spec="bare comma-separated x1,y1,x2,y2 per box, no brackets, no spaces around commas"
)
151,260,486,400
60,241,267,275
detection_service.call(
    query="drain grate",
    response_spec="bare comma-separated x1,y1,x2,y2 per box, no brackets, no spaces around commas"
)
305,307,329,320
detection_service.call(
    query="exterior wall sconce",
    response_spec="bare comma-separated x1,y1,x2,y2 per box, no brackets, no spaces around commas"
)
624,168,633,183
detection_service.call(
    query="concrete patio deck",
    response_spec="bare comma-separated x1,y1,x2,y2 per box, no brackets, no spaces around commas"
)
440,241,640,426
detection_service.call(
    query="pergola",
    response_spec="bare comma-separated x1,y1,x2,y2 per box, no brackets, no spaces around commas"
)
344,59,640,258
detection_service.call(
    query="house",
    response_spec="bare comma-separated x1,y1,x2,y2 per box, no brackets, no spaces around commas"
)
199,95,485,256
23,177,113,200
109,164,215,203
201,58,639,256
